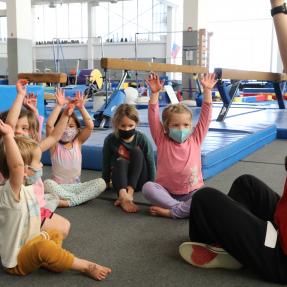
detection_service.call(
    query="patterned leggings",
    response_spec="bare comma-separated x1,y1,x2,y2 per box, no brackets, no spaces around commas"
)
44,178,106,207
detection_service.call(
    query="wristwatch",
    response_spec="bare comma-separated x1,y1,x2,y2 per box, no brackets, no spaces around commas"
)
271,2,287,17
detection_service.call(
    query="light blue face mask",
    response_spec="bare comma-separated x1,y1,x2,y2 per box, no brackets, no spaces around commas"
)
168,128,192,143
26,166,43,185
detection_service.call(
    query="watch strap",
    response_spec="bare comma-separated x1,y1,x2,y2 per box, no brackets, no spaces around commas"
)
271,3,287,17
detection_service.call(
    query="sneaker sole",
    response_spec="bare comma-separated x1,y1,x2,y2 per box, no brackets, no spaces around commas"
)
179,242,242,270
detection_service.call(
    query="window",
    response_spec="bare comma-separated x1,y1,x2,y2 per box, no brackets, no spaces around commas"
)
206,0,273,71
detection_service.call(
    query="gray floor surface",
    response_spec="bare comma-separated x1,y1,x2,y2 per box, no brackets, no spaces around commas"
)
1,139,287,287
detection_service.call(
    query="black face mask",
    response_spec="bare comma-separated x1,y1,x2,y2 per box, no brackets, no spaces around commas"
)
118,128,136,139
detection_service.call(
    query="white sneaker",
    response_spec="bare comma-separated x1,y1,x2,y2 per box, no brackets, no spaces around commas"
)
179,242,242,270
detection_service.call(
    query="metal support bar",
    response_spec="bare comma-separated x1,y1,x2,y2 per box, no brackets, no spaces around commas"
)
98,70,128,128
117,70,128,90
273,81,286,109
216,80,240,122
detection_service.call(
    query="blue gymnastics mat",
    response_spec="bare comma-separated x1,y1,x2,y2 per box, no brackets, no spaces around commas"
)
42,122,277,180
0,85,44,116
211,108,287,139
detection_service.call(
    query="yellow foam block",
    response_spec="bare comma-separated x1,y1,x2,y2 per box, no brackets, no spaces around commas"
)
233,97,242,102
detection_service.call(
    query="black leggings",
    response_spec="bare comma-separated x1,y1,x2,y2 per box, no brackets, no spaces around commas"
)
189,174,287,284
112,147,148,192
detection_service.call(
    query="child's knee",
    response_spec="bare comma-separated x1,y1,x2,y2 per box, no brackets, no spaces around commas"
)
142,181,154,196
62,220,71,239
130,146,143,159
192,187,218,205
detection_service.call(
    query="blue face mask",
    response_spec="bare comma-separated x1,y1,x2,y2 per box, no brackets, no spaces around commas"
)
26,166,43,185
168,128,192,143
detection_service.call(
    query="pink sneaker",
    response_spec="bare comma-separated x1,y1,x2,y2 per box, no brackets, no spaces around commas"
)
179,242,242,270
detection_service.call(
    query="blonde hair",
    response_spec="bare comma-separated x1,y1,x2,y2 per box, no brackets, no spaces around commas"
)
20,109,40,142
162,103,193,131
112,104,139,136
0,108,40,142
0,136,39,178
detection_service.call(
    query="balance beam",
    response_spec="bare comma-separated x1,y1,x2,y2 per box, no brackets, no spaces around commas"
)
44,93,56,100
18,73,67,84
215,68,287,82
101,58,208,74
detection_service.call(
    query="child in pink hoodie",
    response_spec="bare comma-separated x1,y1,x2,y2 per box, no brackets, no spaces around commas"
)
142,72,217,218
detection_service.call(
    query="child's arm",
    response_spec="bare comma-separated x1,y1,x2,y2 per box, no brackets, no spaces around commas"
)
74,91,94,145
102,135,112,186
46,88,67,137
23,92,38,117
141,134,156,181
0,120,24,200
201,73,216,104
271,0,287,71
193,73,217,144
40,103,74,152
5,79,28,129
146,72,162,105
145,73,165,145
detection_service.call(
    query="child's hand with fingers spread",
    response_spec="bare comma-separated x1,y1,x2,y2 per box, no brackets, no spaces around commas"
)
200,73,217,91
74,91,87,110
16,79,28,97
24,93,38,116
55,87,67,107
0,120,14,136
145,72,163,94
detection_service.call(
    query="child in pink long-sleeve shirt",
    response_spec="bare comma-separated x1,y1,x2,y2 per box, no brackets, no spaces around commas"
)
142,72,217,218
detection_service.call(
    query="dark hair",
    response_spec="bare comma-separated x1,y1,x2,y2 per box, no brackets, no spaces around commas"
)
55,110,80,128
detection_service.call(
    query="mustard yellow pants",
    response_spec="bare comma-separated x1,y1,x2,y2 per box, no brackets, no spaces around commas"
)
6,230,74,276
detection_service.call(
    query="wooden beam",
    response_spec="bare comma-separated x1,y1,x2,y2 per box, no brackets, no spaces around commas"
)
215,68,287,82
18,73,67,84
101,58,208,74
44,93,56,100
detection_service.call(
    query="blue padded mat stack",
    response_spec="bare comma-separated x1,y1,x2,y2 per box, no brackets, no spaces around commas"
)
0,85,44,116
41,123,276,180
43,101,287,178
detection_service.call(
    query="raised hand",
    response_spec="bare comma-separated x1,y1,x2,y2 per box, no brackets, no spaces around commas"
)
74,91,87,110
200,73,217,91
0,119,14,136
65,99,75,116
24,93,38,116
145,72,163,94
16,79,28,97
55,87,67,106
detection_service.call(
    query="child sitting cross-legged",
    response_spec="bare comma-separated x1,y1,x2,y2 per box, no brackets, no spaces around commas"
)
142,72,217,218
0,120,111,280
43,89,106,207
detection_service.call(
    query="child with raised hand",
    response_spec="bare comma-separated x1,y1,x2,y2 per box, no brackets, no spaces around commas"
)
5,79,72,238
142,72,217,218
43,90,106,207
0,120,111,280
102,104,156,213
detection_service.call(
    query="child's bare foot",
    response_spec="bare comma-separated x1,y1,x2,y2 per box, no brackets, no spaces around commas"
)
115,188,139,213
149,206,172,218
120,199,139,213
114,199,121,207
58,199,70,207
86,263,112,281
